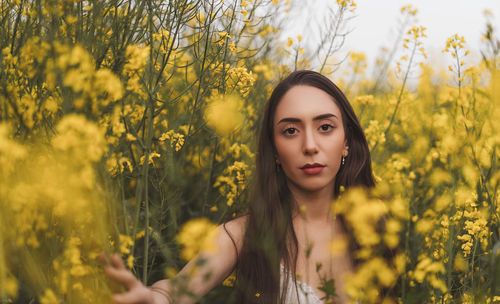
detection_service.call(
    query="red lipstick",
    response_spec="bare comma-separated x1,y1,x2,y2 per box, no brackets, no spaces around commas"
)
301,163,325,175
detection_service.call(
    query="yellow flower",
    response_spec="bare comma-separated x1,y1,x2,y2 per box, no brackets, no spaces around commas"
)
176,218,219,261
126,133,137,141
127,255,135,269
354,95,374,106
159,130,185,151
415,218,434,234
218,31,230,39
51,114,107,162
136,226,152,239
330,236,348,256
124,44,150,72
453,254,467,272
401,4,418,16
94,68,124,103
4,276,18,298
228,42,236,54
72,282,83,291
139,152,161,165
204,94,244,136
337,0,357,11
223,272,236,286
0,124,27,175
40,289,59,304
119,234,134,255
43,96,60,114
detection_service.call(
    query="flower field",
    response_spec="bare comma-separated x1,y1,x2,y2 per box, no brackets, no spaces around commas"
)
0,0,499,303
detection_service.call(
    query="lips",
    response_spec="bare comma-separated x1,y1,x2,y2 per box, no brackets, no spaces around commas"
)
301,163,325,175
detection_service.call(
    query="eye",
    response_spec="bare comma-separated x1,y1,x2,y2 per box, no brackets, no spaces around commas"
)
283,127,297,136
319,124,334,132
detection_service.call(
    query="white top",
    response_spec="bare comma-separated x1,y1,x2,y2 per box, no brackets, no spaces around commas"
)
280,264,324,304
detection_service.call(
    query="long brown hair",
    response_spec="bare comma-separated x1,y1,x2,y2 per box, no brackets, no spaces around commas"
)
233,70,375,304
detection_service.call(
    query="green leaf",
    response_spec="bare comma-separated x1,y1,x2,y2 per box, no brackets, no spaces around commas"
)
318,277,337,302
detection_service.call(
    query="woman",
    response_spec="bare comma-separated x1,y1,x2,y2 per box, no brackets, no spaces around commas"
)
102,70,375,304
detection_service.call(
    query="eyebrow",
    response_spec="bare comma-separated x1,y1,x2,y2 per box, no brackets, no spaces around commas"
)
277,113,338,124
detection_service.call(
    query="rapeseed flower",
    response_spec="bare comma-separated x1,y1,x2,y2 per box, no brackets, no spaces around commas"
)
2,1,499,302
204,94,244,136
51,114,107,162
176,218,218,261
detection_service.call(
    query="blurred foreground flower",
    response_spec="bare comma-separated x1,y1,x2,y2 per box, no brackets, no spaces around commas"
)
176,218,218,261
204,94,244,136
0,117,120,303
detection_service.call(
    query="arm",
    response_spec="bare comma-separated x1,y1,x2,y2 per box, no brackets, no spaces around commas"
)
103,216,247,304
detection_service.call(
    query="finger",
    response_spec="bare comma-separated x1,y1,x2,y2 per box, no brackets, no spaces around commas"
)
111,292,137,304
98,252,109,265
110,253,126,270
111,288,151,304
105,266,139,290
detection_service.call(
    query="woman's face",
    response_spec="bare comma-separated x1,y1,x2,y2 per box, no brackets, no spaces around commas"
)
273,85,348,196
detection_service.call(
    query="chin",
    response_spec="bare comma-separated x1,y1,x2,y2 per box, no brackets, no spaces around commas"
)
305,185,332,193
290,181,335,194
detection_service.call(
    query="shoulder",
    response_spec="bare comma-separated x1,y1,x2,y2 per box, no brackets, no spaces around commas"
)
221,215,248,235
219,215,248,252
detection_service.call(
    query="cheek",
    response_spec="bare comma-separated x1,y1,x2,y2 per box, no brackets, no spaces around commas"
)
324,137,347,160
334,140,346,153
274,137,295,165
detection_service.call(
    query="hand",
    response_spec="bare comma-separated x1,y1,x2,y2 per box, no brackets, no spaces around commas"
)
100,253,156,304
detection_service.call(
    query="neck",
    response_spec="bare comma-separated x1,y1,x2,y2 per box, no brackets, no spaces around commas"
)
289,184,334,222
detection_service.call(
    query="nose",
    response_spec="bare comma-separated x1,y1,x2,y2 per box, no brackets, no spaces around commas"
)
302,129,318,155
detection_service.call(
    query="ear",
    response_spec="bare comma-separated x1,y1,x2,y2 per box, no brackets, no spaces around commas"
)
343,142,349,157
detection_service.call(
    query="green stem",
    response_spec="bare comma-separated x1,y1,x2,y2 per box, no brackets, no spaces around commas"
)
141,0,157,284
0,233,6,302
470,238,478,290
318,6,346,74
455,49,462,98
372,39,418,154
202,137,218,215
184,0,215,144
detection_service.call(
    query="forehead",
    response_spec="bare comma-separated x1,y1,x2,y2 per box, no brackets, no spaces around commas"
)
274,85,342,121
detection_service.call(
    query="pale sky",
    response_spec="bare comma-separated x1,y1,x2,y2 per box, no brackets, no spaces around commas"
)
286,0,500,71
